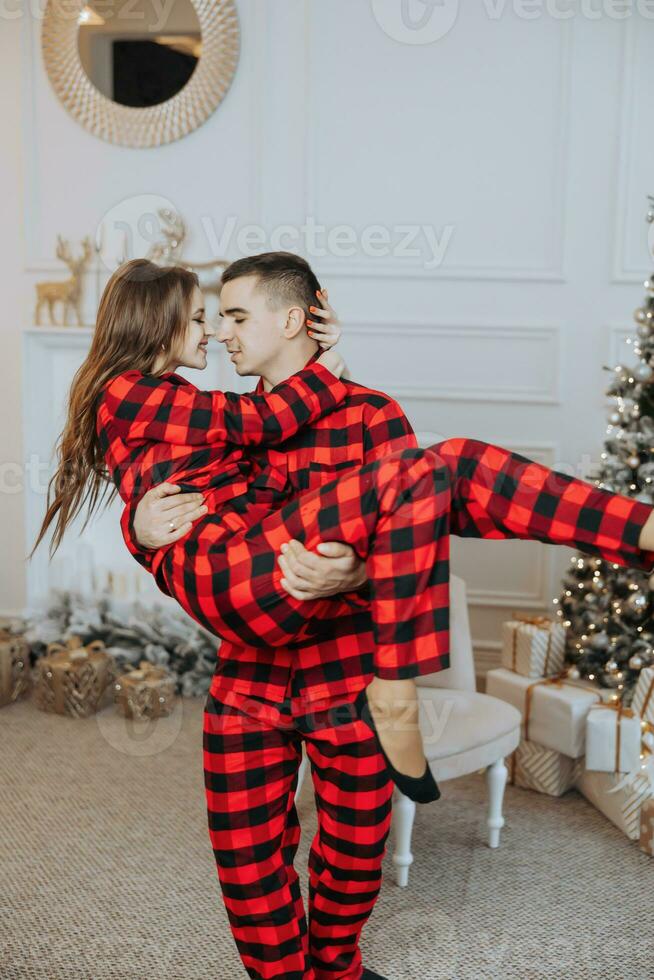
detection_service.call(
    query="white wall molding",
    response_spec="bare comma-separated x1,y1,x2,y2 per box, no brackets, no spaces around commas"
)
475,642,503,682
345,319,562,404
607,319,640,375
301,11,572,282
612,18,652,284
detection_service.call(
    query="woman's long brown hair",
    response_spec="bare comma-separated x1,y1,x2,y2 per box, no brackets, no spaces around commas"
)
29,258,199,561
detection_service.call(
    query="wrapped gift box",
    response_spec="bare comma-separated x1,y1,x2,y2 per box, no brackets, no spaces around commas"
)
575,766,652,841
34,636,115,718
631,666,654,727
639,798,654,856
486,668,601,758
509,737,582,797
0,629,31,707
585,702,643,774
554,675,616,704
500,615,566,678
114,660,176,720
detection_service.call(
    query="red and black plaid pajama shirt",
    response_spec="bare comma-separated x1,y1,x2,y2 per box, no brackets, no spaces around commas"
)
111,354,654,980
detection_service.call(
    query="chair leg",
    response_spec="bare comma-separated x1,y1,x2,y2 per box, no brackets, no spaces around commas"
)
486,757,508,848
392,789,416,887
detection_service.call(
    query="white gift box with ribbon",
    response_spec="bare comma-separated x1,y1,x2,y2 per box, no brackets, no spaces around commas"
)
486,667,601,758
585,702,643,774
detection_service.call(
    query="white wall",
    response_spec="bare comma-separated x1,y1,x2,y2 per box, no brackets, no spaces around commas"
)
4,2,654,672
0,15,26,618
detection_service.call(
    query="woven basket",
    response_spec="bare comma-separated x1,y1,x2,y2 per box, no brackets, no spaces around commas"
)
114,660,176,720
34,636,116,718
0,629,31,707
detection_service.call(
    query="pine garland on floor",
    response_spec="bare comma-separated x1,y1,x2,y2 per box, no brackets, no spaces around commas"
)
11,589,220,697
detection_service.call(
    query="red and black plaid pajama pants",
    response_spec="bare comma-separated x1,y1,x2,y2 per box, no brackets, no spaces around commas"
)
163,438,654,677
203,687,393,980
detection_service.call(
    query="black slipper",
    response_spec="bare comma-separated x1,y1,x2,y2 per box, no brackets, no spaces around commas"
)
353,687,441,804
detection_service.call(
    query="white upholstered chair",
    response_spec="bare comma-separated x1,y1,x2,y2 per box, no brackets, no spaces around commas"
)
295,573,521,887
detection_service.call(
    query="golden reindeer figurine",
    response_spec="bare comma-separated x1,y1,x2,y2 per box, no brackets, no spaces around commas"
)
35,236,93,326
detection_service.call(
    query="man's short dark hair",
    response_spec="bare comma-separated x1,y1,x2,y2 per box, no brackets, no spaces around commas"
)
220,251,321,315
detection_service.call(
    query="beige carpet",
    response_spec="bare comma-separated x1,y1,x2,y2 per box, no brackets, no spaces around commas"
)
1,692,651,980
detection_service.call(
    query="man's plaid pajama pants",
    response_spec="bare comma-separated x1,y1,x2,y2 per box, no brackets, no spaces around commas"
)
203,688,393,980
163,438,654,679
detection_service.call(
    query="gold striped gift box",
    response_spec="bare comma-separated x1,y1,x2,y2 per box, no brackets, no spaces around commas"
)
575,766,653,840
508,738,582,797
631,666,654,728
500,614,566,679
639,798,654,856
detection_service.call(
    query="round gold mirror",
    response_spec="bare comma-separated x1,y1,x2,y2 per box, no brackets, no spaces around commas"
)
42,0,239,148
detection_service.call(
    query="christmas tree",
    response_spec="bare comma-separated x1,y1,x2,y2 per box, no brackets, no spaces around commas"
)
554,196,654,703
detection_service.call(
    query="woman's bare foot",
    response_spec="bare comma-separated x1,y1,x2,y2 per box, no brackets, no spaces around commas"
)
364,676,427,778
